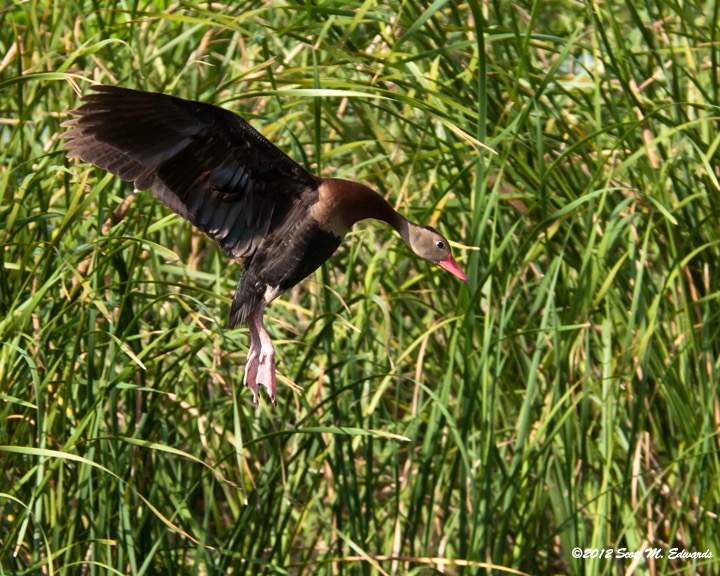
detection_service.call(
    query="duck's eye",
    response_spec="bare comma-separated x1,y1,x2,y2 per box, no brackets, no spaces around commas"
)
436,240,446,250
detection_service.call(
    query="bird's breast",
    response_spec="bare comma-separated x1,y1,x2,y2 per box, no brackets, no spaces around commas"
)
309,182,353,237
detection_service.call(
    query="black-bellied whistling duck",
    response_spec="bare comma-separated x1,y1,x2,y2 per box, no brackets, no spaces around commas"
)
62,86,468,404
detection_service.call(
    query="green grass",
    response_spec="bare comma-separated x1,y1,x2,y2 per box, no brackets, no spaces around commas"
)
2,0,719,574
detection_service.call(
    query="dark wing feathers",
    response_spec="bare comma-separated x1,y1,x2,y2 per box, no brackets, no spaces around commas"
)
62,85,317,261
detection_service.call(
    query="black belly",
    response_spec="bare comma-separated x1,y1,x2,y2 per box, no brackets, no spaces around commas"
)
229,219,342,327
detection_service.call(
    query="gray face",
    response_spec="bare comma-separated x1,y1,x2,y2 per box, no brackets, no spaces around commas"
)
410,225,452,263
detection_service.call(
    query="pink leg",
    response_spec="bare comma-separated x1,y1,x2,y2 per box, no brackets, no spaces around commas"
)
243,302,277,405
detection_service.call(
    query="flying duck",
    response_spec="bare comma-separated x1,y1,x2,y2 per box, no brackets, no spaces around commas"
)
62,86,468,404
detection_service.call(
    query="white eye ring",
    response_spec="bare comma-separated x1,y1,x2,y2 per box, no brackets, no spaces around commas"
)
436,240,446,249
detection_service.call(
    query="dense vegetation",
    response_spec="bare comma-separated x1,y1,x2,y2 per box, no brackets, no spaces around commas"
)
2,0,718,574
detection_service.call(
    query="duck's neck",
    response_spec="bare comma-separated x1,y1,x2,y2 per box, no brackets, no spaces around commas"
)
316,178,411,241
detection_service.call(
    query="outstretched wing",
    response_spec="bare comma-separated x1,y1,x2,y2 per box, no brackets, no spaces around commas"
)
62,85,317,261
